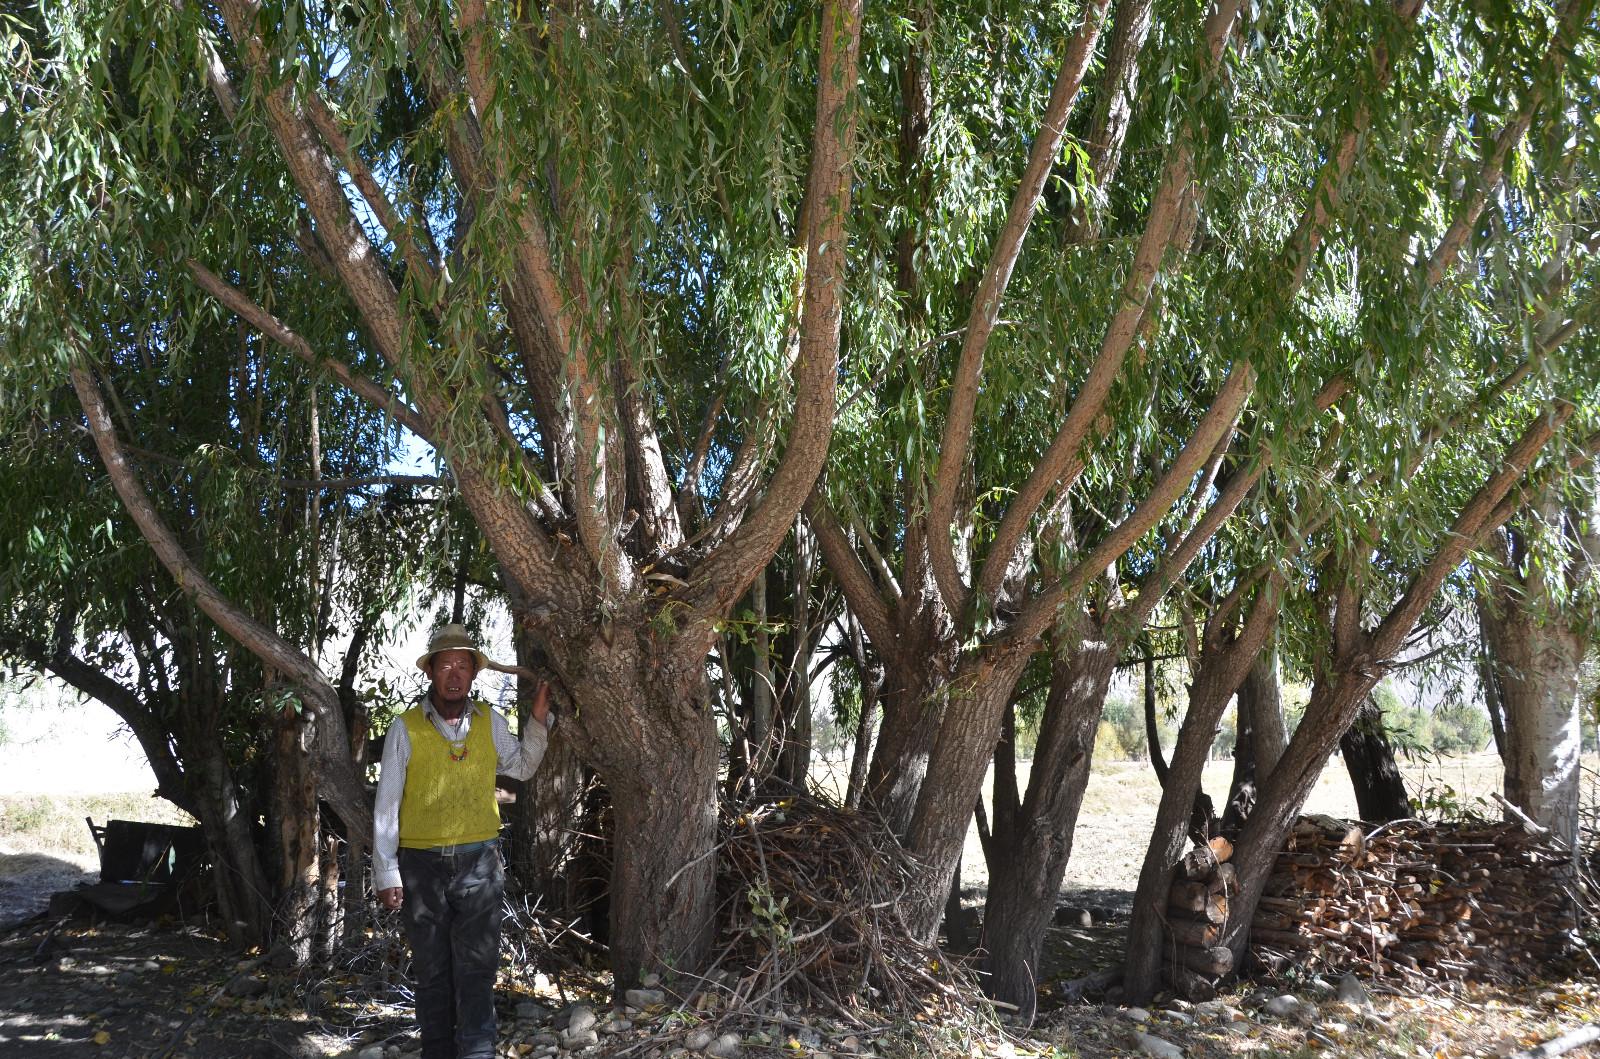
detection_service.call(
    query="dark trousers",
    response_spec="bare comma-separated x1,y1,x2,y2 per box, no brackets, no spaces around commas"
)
398,843,505,1059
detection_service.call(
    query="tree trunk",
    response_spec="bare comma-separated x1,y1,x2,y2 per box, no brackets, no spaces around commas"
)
843,614,881,810
1222,671,1382,965
1479,485,1596,852
271,703,321,966
559,641,720,988
865,657,949,835
903,649,1035,940
1477,605,1509,758
1339,695,1411,822
1222,646,1286,837
183,721,272,949
1123,605,1278,1002
980,634,1117,1019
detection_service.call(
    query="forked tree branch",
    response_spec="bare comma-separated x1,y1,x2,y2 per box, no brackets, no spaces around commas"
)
950,0,1244,618
923,0,1115,615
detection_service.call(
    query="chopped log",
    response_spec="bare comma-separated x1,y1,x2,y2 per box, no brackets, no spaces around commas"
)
1208,863,1237,895
1208,835,1234,864
1162,964,1217,1002
1167,917,1221,947
1181,844,1219,880
1172,943,1233,976
1169,880,1210,914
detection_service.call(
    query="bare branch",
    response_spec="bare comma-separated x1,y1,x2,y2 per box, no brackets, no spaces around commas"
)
681,0,864,623
185,258,436,444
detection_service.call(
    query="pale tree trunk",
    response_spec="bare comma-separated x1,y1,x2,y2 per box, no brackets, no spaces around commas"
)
1481,484,1597,851
980,627,1118,1018
509,620,589,902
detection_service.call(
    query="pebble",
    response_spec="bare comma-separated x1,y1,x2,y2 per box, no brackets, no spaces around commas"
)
518,1000,553,1021
642,972,661,988
1336,972,1371,1008
1161,1009,1194,1025
1264,994,1303,1019
1123,1006,1152,1023
706,1034,742,1059
837,1036,861,1053
1133,1031,1184,1059
1194,1000,1229,1021
626,988,667,1009
356,1046,384,1059
686,1027,716,1051
114,970,137,988
566,1005,598,1034
561,1028,599,1051
602,1018,633,1035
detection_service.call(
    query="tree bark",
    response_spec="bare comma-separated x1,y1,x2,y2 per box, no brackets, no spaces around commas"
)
1481,484,1596,851
271,703,321,966
903,649,1036,940
1339,695,1411,822
1122,594,1279,1002
1222,645,1286,837
980,631,1118,1019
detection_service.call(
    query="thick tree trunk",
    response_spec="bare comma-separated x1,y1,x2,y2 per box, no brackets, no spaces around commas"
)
980,635,1117,1019
865,657,948,835
1340,695,1411,822
903,650,1035,940
606,729,717,987
559,640,720,988
1479,487,1596,852
1483,582,1587,850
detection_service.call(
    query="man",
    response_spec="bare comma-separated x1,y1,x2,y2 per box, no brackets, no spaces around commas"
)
374,623,551,1059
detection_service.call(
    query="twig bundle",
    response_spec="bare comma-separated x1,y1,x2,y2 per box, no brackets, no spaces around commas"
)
710,794,982,1016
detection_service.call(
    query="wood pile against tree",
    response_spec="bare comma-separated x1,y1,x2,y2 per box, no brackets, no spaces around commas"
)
710,796,981,1016
1245,814,1589,983
1159,835,1239,1000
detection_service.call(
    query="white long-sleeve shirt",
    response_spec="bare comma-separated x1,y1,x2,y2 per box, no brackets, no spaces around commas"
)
372,697,549,891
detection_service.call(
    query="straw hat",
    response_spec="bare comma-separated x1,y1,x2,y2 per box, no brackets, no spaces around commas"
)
415,623,500,673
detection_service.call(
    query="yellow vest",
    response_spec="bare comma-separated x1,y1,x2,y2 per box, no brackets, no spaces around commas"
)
398,705,500,849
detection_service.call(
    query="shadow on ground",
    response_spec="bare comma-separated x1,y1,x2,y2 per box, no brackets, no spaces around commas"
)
0,915,407,1058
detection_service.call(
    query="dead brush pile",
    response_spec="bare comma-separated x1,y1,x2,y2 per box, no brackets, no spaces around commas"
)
708,794,981,1017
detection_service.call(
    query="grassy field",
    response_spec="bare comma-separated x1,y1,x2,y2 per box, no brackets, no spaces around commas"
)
0,792,195,860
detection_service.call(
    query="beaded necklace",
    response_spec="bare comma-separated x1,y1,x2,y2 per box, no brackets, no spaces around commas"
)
441,711,470,763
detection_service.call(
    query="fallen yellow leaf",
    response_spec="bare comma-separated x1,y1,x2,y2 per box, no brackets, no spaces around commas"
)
92,1031,111,1046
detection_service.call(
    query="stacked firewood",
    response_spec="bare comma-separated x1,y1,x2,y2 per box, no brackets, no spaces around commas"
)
1246,814,1583,983
1161,835,1239,1000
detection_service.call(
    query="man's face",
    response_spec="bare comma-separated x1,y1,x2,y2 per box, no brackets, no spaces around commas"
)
428,649,479,707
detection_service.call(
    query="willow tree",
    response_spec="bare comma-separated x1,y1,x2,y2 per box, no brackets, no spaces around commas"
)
4,0,861,982
808,0,1551,1010
0,307,425,953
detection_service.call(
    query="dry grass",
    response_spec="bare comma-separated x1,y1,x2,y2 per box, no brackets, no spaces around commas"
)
0,792,194,860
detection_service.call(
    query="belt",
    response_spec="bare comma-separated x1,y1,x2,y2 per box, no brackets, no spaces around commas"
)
415,839,498,856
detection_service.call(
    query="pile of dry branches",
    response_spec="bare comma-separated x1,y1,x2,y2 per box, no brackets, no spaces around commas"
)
704,795,981,1017
1248,812,1595,984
